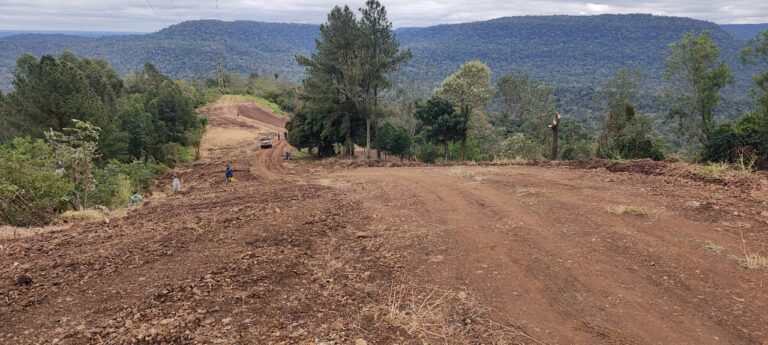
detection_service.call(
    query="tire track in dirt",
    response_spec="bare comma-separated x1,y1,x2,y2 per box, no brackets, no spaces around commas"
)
340,166,768,344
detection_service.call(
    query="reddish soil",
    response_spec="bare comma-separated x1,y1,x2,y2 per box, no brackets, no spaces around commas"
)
1,97,767,344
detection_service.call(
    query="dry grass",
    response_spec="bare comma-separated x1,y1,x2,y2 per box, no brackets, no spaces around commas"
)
491,157,530,165
382,285,548,344
693,161,755,181
704,241,726,254
742,254,768,269
735,224,768,270
315,178,351,189
60,209,108,223
449,167,486,182
607,205,646,216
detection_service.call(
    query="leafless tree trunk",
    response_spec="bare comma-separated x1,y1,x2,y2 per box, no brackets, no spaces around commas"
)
548,112,561,161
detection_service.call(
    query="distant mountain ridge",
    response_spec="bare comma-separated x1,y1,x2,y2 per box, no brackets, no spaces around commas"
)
720,24,768,40
0,15,762,121
0,30,142,38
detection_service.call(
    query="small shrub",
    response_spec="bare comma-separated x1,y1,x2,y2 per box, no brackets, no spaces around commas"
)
704,241,725,254
696,162,731,180
0,138,73,226
91,162,133,208
449,167,485,181
743,254,768,269
60,209,107,223
607,205,646,216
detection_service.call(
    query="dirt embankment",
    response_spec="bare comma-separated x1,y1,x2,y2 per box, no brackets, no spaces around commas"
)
2,97,767,344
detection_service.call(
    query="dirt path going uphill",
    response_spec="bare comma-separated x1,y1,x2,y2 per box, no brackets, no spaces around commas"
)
1,96,767,344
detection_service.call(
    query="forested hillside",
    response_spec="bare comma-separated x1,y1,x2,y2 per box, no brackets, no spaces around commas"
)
721,24,768,40
0,21,318,89
0,15,762,123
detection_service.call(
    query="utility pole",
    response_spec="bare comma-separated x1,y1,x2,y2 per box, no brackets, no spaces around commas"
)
217,57,225,93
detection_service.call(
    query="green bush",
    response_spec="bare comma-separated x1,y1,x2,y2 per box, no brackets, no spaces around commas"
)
561,140,595,160
97,159,168,193
703,112,767,169
0,138,73,226
414,136,439,163
91,161,133,208
379,123,411,158
500,133,545,160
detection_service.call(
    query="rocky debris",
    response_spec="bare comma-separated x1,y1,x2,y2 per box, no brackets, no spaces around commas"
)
685,201,702,208
15,273,32,286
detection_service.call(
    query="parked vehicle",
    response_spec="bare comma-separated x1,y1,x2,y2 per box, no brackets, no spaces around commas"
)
260,136,273,149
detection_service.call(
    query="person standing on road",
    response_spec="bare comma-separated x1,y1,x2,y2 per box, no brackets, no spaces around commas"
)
225,165,234,184
172,176,182,192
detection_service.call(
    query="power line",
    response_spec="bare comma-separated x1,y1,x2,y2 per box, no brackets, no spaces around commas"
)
144,0,167,26
168,0,182,21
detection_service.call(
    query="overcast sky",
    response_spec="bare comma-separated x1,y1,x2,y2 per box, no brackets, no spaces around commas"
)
1,0,767,32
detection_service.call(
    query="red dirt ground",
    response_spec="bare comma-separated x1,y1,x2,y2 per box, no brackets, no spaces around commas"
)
1,97,767,344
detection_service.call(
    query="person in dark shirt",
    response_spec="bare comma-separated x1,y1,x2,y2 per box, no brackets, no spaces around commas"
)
225,165,233,184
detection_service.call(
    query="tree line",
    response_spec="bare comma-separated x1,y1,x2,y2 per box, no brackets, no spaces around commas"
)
287,3,768,170
0,52,211,226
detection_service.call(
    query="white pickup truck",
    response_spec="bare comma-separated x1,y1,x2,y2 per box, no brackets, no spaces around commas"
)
259,136,273,149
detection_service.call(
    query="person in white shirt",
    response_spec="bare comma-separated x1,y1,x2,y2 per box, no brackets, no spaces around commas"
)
172,176,182,192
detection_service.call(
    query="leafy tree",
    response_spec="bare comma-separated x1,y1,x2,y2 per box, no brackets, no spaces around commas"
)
597,68,665,160
468,112,504,161
438,60,493,160
90,160,132,208
292,1,410,159
45,120,100,210
119,96,162,161
664,30,733,147
705,29,768,168
415,97,466,160
5,52,131,158
9,53,108,132
500,133,544,160
0,137,73,226
358,0,412,158
0,91,20,142
495,70,552,120
120,63,205,164
378,122,410,159
493,70,557,159
558,119,596,160
703,113,766,168
295,5,364,157
741,30,768,114
391,77,429,158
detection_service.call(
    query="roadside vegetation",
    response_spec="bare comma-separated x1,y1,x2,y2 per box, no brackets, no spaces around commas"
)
284,9,768,171
0,54,210,226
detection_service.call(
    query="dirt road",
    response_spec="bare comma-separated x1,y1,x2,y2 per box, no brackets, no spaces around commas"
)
1,97,767,344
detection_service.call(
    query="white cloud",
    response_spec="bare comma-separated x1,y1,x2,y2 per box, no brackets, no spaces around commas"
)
0,0,766,31
586,3,610,13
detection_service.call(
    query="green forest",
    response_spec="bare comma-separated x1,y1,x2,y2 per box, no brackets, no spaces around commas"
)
0,49,304,226
0,14,763,125
285,2,768,173
0,53,211,225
